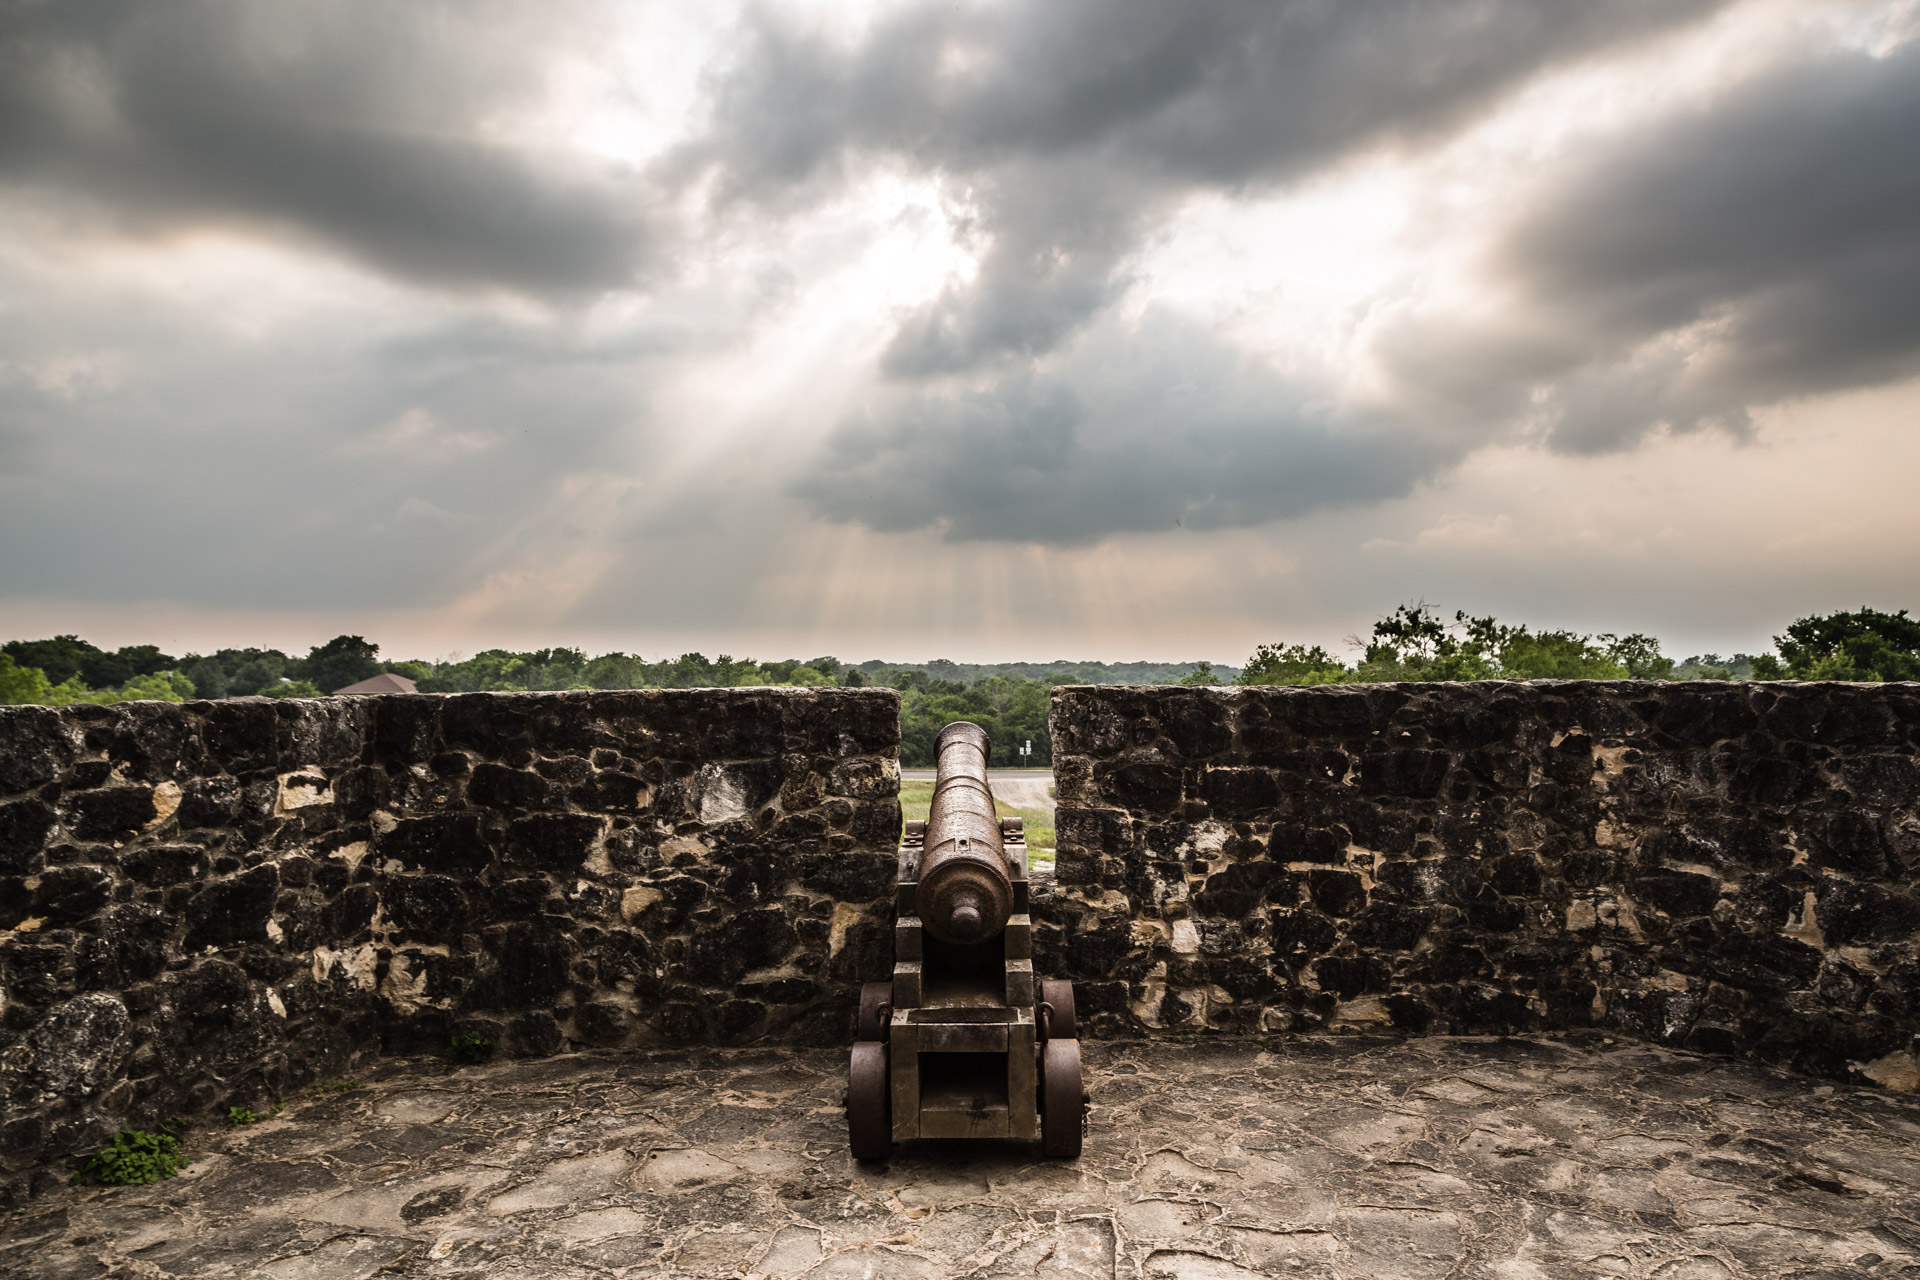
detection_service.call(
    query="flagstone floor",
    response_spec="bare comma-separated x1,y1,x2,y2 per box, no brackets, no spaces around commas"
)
7,1035,1920,1280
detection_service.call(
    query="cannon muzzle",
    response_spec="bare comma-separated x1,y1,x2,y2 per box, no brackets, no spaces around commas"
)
915,721,1014,944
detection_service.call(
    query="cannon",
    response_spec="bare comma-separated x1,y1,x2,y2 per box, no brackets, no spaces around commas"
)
846,721,1085,1159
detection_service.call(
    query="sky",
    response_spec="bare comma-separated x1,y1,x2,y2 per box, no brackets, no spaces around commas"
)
2,0,1918,667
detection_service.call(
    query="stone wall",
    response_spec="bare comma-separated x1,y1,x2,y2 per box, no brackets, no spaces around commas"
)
0,689,899,1201
1046,682,1920,1091
14,677,1920,1198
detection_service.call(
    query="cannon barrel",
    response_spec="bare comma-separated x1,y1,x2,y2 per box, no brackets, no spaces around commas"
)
915,721,1014,945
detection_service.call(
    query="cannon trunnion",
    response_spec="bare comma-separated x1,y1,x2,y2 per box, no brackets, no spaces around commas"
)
846,722,1085,1160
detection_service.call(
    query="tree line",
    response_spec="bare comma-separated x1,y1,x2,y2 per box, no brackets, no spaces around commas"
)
1231,604,1920,687
2,606,1914,767
0,634,386,706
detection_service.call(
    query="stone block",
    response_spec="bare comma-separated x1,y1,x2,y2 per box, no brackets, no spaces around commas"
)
119,843,206,885
686,906,799,988
1094,761,1182,812
502,813,602,872
467,762,552,810
202,700,279,773
1199,767,1281,818
12,993,130,1102
60,786,157,842
0,707,76,794
439,693,532,757
30,864,111,925
1820,879,1920,947
0,800,55,874
1805,810,1892,878
490,923,576,1007
1359,747,1450,798
378,812,492,873
382,874,470,944
1627,871,1722,919
1192,861,1281,918
183,864,280,950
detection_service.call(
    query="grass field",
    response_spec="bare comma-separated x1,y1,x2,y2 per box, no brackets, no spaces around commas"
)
898,779,1055,870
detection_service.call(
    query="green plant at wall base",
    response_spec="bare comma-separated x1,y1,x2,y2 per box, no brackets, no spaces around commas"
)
447,1033,496,1064
302,1077,362,1098
225,1105,274,1126
70,1127,188,1186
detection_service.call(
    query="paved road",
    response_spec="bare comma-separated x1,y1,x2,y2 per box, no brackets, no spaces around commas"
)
15,1036,1920,1278
902,769,1054,811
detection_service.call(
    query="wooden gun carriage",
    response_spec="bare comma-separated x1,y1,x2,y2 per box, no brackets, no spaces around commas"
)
845,722,1085,1159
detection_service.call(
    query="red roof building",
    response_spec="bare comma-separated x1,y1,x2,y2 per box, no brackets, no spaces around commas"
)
332,672,419,695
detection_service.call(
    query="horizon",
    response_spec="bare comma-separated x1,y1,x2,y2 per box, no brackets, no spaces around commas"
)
0,609,1807,676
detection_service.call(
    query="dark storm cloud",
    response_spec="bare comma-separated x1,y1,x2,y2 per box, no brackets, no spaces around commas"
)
7,0,1914,582
794,311,1455,543
0,0,648,294
878,159,1152,377
699,0,1733,373
796,23,1920,545
1463,40,1920,452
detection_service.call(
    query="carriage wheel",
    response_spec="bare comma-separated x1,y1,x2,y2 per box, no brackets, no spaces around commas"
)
857,982,893,1041
847,1041,891,1161
1039,978,1077,1041
1040,1037,1085,1159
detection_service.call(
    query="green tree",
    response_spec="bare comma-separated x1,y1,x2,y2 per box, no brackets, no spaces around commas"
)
1177,662,1221,686
1240,606,1670,686
3,635,101,685
1601,633,1674,680
40,669,195,705
1238,643,1350,686
889,673,1054,767
296,636,382,693
584,652,643,689
109,645,178,679
179,655,230,699
1356,605,1499,681
262,679,324,698
44,677,102,705
0,654,50,705
118,671,196,702
1475,619,1627,679
175,648,293,697
1772,607,1920,681
1670,653,1759,681
653,653,718,688
53,644,179,689
227,652,291,696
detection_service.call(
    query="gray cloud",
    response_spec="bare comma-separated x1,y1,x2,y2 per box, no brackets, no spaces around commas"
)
0,254,673,608
795,310,1455,543
878,159,1150,377
1473,40,1920,452
5,0,1915,644
794,29,1920,545
700,0,1733,374
0,0,650,294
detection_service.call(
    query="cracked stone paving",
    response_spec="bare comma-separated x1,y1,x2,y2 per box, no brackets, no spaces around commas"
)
7,1035,1920,1280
